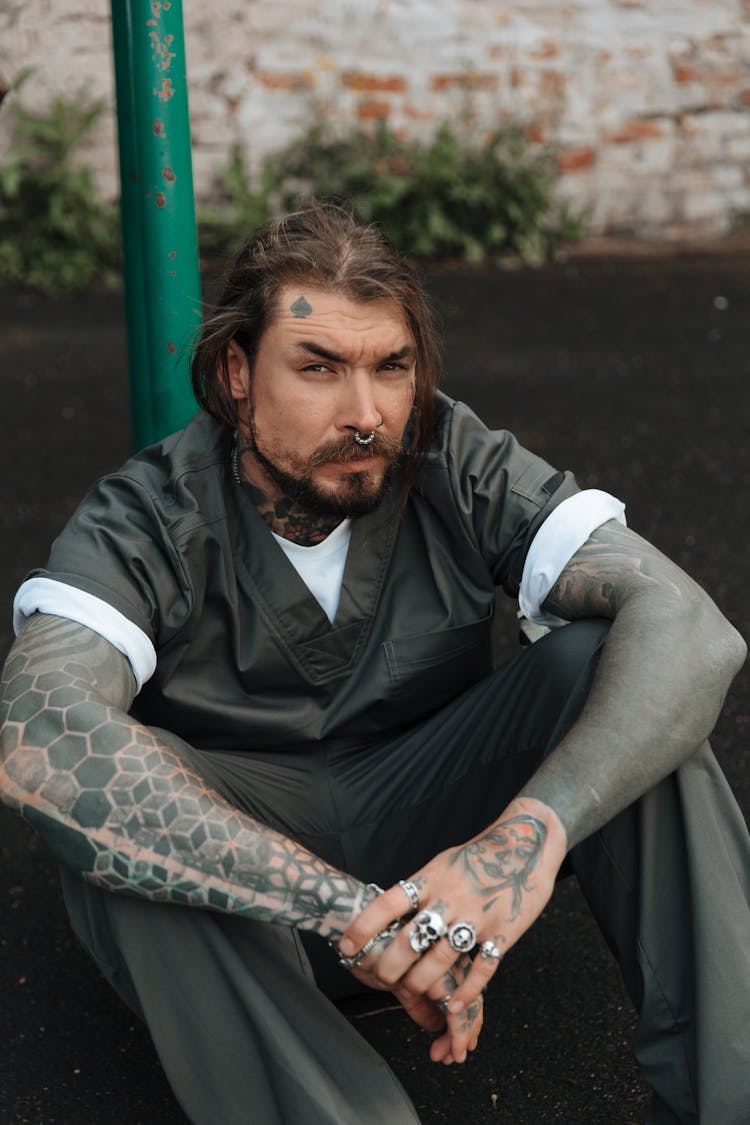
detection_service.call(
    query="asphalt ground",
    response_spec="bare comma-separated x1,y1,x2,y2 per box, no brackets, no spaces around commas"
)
1,249,749,1125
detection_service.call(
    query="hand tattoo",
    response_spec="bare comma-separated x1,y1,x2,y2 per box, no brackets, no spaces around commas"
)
448,816,546,918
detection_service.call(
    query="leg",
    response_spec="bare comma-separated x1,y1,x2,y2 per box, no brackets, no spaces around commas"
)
59,723,422,1125
570,744,750,1125
61,868,422,1125
320,620,750,1124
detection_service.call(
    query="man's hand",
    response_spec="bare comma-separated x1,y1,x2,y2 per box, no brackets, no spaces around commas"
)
344,932,484,1064
338,797,566,1022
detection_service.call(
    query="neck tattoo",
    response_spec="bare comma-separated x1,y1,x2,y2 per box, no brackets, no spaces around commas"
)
230,437,341,546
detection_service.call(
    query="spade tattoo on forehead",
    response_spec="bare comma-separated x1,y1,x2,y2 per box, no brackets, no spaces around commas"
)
290,295,313,318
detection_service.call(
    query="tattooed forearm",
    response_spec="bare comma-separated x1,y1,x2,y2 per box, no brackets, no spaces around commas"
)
542,520,687,620
448,816,546,918
0,614,367,939
523,521,747,848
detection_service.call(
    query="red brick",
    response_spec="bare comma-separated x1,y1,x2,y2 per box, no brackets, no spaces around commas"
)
525,121,549,144
742,89,750,106
430,72,498,93
673,62,699,84
557,146,596,172
606,119,665,143
531,41,559,60
539,71,566,99
257,71,309,91
357,99,391,120
403,102,433,120
342,72,406,93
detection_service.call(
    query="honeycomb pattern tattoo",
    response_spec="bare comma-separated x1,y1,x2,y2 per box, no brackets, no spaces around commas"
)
0,614,363,939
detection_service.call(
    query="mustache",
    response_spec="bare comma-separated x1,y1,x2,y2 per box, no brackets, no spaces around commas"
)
307,430,403,468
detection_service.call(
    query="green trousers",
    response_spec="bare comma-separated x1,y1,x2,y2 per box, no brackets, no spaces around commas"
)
61,621,750,1124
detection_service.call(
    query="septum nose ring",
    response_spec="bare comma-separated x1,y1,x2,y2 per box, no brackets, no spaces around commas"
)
353,419,384,447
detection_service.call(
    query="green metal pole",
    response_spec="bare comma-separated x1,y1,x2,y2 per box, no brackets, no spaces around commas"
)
111,0,153,447
111,0,201,449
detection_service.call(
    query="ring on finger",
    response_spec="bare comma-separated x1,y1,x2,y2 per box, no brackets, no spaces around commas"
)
447,920,477,954
397,879,420,914
336,921,400,970
408,909,447,954
479,940,503,962
436,995,452,1014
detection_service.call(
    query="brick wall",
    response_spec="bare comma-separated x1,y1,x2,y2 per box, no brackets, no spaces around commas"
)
1,0,749,239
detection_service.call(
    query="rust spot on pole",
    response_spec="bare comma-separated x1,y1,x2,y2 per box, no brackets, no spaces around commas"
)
153,118,164,135
155,78,175,101
162,166,176,182
167,341,176,354
168,250,177,259
155,192,167,208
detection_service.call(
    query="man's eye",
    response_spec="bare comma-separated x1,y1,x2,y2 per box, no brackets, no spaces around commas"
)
303,364,331,373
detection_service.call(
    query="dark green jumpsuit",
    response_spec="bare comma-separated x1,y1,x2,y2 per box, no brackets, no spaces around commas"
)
27,395,750,1124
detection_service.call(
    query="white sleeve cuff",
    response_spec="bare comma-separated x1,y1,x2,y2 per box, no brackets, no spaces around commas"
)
518,489,627,627
13,577,157,693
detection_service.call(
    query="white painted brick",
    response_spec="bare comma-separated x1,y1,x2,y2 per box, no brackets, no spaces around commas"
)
726,135,750,162
1,0,749,238
710,164,746,189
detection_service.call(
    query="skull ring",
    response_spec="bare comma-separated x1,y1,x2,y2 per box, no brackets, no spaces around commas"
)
409,909,447,954
447,920,477,953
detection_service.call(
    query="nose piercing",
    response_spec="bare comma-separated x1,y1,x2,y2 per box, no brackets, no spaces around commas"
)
353,418,384,447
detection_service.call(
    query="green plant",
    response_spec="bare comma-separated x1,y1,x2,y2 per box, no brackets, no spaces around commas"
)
202,120,585,265
0,85,119,293
198,144,273,258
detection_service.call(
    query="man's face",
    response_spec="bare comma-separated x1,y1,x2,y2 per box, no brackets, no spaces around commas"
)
228,286,416,518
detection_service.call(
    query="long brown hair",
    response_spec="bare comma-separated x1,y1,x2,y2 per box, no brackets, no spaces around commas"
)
191,202,442,501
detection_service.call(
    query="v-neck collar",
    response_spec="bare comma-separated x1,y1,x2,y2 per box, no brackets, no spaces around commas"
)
228,470,403,685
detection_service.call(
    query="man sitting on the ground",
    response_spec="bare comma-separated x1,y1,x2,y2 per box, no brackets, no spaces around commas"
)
1,203,748,1125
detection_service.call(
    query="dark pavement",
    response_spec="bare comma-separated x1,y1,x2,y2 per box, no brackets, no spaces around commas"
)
1,250,749,1124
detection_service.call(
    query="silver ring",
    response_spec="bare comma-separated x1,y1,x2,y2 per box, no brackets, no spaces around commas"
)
398,880,420,913
447,921,477,954
353,430,375,446
337,921,400,970
436,995,452,1014
408,909,447,954
479,940,503,962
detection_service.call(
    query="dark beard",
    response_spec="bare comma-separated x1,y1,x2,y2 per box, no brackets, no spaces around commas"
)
249,436,397,520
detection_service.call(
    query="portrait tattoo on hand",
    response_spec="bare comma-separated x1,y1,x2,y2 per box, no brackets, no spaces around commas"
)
449,816,547,918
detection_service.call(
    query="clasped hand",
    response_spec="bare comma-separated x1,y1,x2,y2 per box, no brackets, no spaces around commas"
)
338,798,566,1064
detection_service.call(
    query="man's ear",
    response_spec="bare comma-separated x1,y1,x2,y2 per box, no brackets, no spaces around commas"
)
226,340,250,401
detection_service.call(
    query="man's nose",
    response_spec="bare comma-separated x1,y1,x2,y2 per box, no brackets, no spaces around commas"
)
338,374,383,435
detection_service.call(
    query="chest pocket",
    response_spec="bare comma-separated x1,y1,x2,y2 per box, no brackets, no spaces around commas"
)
382,615,493,713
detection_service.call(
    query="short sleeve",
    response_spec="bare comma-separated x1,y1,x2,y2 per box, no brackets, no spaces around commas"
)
519,490,627,625
23,473,192,646
443,400,580,596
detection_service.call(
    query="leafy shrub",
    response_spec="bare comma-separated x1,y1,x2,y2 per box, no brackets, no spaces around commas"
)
0,88,119,293
201,120,585,265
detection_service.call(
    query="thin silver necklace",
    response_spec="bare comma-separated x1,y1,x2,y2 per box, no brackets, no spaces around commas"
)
231,439,242,485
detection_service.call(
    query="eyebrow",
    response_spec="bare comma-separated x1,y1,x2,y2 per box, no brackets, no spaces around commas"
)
295,342,415,364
